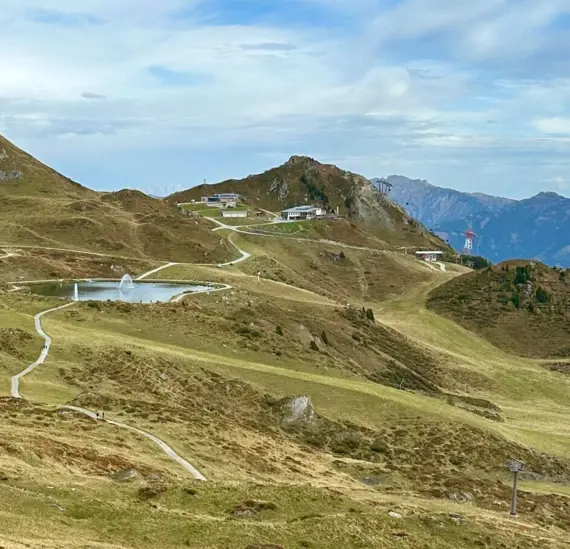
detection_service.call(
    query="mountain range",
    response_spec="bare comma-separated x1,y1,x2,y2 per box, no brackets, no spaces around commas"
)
375,176,570,266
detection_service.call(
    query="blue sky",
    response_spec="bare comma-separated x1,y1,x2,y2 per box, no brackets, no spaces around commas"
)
1,0,570,198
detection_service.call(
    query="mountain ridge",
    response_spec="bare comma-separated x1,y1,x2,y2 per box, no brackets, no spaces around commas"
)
374,175,516,227
171,156,448,250
0,133,232,265
378,174,570,266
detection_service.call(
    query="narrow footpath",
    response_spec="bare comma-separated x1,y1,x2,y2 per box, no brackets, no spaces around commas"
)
61,406,207,480
11,303,75,399
137,262,179,280
11,303,208,480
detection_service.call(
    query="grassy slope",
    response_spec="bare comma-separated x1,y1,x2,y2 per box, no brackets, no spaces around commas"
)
230,233,437,304
426,260,570,358
0,247,162,284
1,235,570,547
0,136,231,265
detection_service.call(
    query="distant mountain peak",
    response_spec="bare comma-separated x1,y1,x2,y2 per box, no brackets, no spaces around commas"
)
392,176,570,267
533,191,565,199
284,155,321,167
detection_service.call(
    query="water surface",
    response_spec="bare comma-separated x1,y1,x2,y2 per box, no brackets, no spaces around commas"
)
29,281,213,303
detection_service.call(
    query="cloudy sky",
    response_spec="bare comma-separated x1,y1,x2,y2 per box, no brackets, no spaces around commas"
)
2,0,570,198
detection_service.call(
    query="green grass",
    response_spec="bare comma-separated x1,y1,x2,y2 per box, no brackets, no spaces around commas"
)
250,221,307,234
222,217,271,226
3,477,554,549
3,230,570,547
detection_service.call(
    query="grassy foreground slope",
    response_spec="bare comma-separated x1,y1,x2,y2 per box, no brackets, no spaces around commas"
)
2,238,570,547
1,282,570,549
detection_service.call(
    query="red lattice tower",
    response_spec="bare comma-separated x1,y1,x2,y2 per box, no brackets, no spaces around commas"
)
464,228,477,255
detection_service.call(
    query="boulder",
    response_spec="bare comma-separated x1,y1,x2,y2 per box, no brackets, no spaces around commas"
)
112,468,140,482
272,395,316,429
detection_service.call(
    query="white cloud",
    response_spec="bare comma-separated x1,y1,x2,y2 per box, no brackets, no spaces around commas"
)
0,0,570,197
533,117,570,135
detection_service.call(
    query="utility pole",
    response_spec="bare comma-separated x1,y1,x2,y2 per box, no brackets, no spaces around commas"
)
507,459,524,516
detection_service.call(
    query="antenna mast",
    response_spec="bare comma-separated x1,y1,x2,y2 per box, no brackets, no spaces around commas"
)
375,178,393,195
464,225,477,255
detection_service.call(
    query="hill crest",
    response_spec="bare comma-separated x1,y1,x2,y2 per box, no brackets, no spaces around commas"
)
0,134,91,199
170,156,447,250
427,260,570,358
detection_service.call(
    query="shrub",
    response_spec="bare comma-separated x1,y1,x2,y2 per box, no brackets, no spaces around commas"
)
275,325,284,336
535,286,550,304
310,340,319,351
510,292,521,309
321,330,329,346
514,266,532,284
370,438,390,454
236,326,262,338
365,308,375,322
460,255,491,270
138,483,167,501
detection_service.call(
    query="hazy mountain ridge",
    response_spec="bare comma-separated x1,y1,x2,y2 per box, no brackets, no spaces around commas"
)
435,192,570,266
377,175,570,266
373,176,514,227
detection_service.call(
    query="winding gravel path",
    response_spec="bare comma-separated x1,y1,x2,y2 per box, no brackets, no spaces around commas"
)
11,302,207,480
10,302,76,399
137,262,179,280
61,406,207,480
171,283,232,302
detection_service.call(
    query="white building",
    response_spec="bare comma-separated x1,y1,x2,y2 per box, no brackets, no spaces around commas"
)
415,251,443,262
221,210,248,219
201,193,239,208
281,205,324,221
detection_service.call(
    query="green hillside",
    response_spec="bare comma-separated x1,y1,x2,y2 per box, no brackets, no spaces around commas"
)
427,260,570,358
0,135,232,266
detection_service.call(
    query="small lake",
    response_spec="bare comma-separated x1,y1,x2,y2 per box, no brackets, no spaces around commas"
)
28,281,214,303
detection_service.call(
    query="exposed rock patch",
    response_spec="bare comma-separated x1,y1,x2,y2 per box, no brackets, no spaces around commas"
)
231,500,277,518
0,169,23,182
112,468,140,482
272,395,316,429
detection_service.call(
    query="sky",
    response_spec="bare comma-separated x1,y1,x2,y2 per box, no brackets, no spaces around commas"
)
2,0,570,199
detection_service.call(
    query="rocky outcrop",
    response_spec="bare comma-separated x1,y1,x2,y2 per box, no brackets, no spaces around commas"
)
272,395,316,429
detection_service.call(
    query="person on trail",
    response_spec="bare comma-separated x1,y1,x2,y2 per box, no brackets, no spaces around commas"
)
102,411,105,420
96,411,100,419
